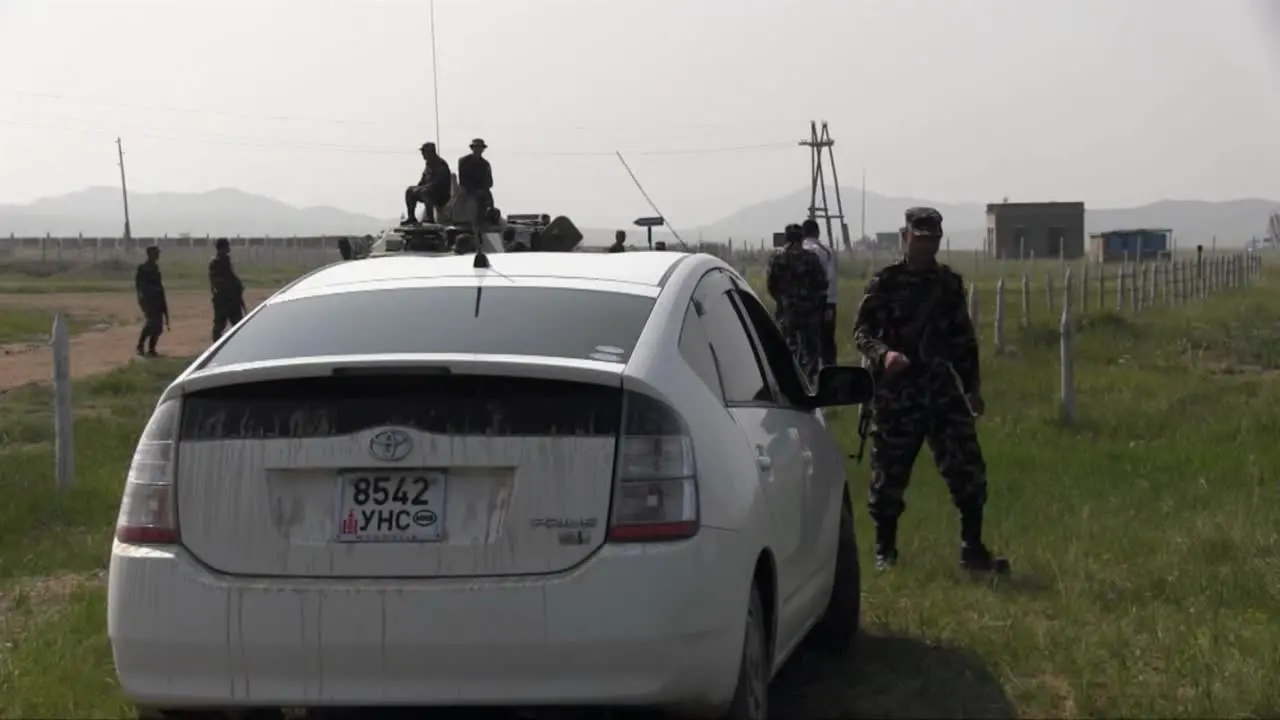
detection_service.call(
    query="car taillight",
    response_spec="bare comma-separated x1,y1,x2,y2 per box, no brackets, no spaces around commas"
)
115,399,181,545
607,390,699,543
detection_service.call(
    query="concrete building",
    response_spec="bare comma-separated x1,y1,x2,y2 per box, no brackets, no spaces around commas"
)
1089,228,1171,264
985,201,1086,260
873,231,900,251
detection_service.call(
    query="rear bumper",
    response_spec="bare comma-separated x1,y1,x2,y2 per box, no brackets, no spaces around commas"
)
108,528,752,711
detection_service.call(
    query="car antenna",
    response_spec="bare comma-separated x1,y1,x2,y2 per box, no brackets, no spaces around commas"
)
471,211,490,317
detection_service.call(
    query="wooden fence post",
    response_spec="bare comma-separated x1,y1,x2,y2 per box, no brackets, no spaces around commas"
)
993,277,1005,351
50,313,75,490
1080,263,1090,314
1060,294,1075,422
1020,273,1030,327
1116,263,1126,312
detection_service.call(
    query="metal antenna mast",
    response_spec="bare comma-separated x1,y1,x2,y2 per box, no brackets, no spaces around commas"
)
616,151,687,250
116,137,132,242
430,0,441,149
798,121,850,252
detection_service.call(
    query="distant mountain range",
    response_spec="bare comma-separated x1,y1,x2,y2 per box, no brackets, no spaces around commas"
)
1,186,1276,249
0,187,669,248
0,187,390,239
696,188,1280,249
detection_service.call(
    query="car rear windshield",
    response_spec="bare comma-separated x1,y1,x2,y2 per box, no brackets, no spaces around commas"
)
202,286,656,368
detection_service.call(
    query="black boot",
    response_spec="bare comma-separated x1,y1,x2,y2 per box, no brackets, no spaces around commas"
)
959,505,1011,575
874,519,899,570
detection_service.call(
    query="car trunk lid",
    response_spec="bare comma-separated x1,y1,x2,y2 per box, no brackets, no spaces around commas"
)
173,358,620,579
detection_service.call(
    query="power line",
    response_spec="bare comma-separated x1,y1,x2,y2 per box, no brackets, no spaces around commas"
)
0,115,798,158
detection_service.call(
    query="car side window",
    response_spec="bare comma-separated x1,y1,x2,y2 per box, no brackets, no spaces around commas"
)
695,273,772,405
678,302,725,404
729,287,811,407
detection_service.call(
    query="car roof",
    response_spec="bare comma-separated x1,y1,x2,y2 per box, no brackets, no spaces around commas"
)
275,251,695,302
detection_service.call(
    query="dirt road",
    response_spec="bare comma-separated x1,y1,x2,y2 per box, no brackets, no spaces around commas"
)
0,289,274,391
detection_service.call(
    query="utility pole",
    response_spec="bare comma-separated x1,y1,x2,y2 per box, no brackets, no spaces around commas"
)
798,121,850,252
860,168,866,247
116,138,132,242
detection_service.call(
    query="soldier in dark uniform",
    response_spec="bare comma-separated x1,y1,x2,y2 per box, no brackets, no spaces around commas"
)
608,230,627,253
403,142,452,225
209,238,246,342
134,245,168,357
853,207,1009,574
766,223,828,381
458,138,494,220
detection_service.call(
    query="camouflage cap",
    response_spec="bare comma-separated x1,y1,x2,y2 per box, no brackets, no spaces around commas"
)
904,207,943,237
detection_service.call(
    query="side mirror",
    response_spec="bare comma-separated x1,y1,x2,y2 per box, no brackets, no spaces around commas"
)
808,365,874,408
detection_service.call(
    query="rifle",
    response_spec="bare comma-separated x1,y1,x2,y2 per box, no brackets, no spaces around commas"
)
851,403,873,463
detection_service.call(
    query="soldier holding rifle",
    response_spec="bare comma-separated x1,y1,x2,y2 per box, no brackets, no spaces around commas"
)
852,207,1010,575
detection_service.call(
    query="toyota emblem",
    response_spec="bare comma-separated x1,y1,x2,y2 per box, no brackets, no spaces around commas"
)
368,428,413,462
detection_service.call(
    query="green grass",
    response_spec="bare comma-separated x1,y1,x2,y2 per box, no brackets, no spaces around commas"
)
0,259,311,293
0,308,114,344
1,256,1278,718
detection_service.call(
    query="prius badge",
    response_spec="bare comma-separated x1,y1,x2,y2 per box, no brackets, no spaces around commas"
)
369,428,413,462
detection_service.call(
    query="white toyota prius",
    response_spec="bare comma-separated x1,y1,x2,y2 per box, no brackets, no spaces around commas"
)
108,249,874,719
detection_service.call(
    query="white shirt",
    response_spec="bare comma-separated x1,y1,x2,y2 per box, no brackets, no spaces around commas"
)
802,238,839,304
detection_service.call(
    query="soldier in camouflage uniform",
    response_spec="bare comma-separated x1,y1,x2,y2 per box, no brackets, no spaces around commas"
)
853,207,1009,574
767,224,828,382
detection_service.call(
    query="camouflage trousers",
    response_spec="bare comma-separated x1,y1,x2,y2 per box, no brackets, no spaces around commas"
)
868,377,988,525
776,311,822,382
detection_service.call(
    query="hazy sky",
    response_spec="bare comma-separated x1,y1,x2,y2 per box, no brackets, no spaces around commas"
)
2,0,1279,229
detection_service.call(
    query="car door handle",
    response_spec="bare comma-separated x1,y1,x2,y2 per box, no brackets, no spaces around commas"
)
755,445,772,471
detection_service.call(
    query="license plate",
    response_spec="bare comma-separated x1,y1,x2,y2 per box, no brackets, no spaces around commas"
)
335,471,447,543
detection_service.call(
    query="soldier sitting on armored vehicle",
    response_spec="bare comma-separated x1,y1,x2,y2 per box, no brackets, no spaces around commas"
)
404,142,452,225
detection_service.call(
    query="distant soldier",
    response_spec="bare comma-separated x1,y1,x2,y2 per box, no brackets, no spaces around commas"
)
403,142,452,225
209,238,246,342
766,224,828,380
852,206,1009,574
458,138,494,220
134,245,169,357
800,219,839,367
608,230,627,253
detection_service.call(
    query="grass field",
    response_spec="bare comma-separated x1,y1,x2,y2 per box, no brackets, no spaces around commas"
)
0,254,1277,718
0,308,113,344
0,258,314,294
